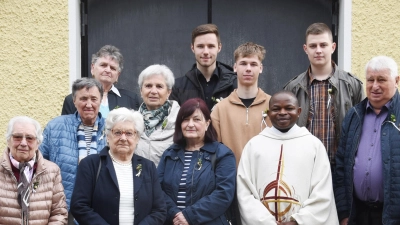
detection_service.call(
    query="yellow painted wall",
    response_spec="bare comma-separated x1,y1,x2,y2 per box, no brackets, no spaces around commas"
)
0,0,69,150
0,0,399,151
352,0,400,82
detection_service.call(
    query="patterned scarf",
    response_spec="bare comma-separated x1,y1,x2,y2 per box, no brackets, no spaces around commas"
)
10,153,36,225
140,100,171,137
77,121,99,164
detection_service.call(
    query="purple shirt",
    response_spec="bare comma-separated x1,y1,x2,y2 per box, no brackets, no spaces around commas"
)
353,101,390,202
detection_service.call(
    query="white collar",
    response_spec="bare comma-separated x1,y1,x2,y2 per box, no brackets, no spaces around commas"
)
110,85,121,97
270,124,300,135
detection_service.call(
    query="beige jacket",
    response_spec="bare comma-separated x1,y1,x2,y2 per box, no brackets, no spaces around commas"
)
0,149,67,225
136,100,180,167
211,88,272,166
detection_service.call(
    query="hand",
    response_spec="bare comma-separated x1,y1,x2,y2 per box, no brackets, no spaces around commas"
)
340,218,349,225
279,222,298,225
173,212,189,225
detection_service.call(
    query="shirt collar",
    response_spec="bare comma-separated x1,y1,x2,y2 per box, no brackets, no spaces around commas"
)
366,99,392,111
270,124,300,134
196,67,220,79
308,62,336,84
110,85,121,97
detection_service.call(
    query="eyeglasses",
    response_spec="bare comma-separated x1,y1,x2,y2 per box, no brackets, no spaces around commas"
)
110,129,136,138
12,133,37,143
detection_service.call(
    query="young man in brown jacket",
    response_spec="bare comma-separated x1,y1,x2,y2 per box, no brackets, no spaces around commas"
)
211,42,272,167
211,42,272,225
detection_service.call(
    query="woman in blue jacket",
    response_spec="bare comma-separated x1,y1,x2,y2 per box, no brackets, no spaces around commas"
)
158,98,236,225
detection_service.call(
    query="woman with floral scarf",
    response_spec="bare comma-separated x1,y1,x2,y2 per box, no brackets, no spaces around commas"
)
135,64,180,166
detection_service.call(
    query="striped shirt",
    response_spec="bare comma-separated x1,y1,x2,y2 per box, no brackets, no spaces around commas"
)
177,151,194,209
307,70,337,165
113,161,135,224
83,125,94,155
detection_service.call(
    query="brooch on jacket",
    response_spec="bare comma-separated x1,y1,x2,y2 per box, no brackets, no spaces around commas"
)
384,114,400,131
162,119,168,130
391,114,396,123
136,164,142,177
99,128,105,140
327,88,335,109
32,179,40,192
195,158,202,170
261,109,269,131
211,97,224,112
211,96,223,104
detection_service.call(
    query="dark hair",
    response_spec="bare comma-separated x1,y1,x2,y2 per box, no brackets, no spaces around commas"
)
72,78,103,101
191,24,221,44
173,98,218,146
305,23,333,42
234,42,266,62
269,90,299,108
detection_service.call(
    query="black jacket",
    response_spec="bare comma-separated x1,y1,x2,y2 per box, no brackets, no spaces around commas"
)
61,88,141,115
170,61,237,110
71,147,167,225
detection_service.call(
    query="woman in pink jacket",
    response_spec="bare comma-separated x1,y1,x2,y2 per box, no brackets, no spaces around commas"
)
0,116,67,225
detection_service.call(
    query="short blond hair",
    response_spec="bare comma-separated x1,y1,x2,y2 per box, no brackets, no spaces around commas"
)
234,42,266,62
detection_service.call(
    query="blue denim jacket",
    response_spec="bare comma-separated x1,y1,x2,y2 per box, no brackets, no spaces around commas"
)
158,141,236,225
334,90,400,224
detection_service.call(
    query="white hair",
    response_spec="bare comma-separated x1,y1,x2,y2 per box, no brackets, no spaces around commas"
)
137,64,175,90
365,55,398,78
6,116,43,144
105,107,144,138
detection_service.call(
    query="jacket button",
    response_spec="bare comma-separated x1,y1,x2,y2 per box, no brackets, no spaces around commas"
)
174,156,178,159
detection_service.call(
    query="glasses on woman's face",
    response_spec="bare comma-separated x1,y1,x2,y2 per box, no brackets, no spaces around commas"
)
111,129,136,139
12,133,37,143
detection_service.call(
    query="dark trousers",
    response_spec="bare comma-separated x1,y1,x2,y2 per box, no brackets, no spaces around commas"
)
354,198,383,225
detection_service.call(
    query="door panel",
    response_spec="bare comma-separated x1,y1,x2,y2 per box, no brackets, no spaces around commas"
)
87,0,208,93
86,0,334,96
213,0,332,94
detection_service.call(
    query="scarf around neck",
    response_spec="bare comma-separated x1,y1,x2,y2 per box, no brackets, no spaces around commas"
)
77,121,99,164
140,100,171,137
10,152,36,225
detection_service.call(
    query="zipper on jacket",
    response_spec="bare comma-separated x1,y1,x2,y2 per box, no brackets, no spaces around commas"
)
190,152,198,205
246,108,249,124
348,108,362,221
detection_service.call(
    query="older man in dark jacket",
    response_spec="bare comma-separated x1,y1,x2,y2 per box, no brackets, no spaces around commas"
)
334,56,400,225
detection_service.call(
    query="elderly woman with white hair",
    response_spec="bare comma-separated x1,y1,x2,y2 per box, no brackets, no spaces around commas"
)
0,116,67,225
135,64,180,166
70,107,166,225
